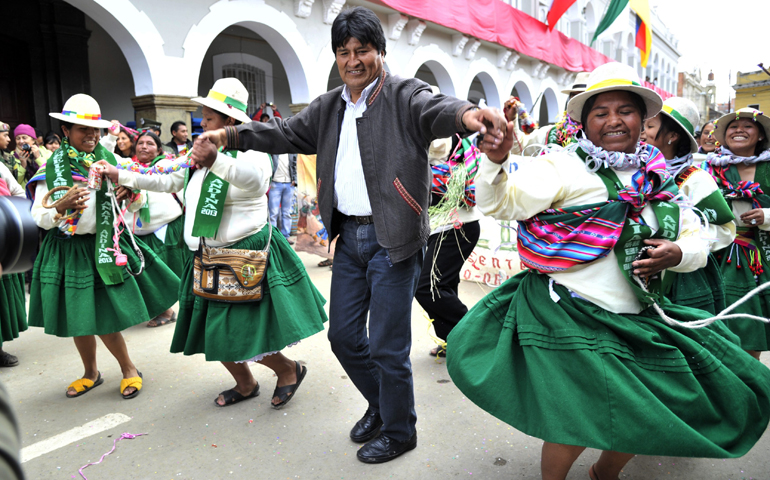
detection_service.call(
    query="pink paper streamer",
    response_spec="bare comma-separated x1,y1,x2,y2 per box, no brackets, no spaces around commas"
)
78,432,147,479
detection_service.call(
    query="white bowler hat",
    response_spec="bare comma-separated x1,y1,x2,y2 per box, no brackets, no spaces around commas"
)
49,94,113,129
712,107,770,147
561,72,590,95
567,62,662,122
192,78,252,124
659,97,700,154
428,137,453,163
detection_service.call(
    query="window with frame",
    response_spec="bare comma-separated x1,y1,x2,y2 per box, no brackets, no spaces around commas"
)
222,63,266,109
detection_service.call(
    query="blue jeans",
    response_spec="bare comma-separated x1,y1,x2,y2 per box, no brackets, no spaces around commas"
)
328,217,422,442
268,182,294,238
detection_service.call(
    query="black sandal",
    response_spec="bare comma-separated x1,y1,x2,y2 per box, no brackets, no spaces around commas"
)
271,361,307,409
215,384,260,407
147,312,176,328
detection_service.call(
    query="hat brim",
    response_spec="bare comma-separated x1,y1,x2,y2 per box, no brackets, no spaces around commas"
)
712,111,770,148
658,110,699,154
560,87,587,95
193,97,252,124
49,112,112,129
567,86,663,124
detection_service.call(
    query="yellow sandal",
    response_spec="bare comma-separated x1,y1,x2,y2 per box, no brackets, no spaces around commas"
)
120,372,143,399
67,372,103,398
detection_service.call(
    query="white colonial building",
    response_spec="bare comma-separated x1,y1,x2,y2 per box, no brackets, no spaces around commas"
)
6,0,679,144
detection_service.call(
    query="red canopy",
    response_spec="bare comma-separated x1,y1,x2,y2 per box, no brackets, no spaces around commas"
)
376,0,612,73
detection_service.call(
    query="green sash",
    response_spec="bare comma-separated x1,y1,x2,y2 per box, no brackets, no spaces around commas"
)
190,149,235,238
596,168,681,304
46,139,123,285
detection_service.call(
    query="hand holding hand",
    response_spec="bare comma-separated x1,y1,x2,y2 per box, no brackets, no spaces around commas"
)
200,129,226,149
631,238,683,277
191,136,218,169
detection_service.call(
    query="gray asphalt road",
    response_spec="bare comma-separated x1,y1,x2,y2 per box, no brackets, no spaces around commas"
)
2,251,768,479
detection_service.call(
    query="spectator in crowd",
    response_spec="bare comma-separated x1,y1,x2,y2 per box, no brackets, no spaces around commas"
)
8,124,48,187
698,121,717,153
0,122,12,166
43,131,61,152
252,102,282,122
114,127,136,160
268,152,298,244
165,121,192,155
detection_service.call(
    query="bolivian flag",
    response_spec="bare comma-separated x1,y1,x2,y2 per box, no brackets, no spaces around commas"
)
629,0,652,68
590,0,652,68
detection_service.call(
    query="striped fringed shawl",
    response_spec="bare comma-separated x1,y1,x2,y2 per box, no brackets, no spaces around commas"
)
517,144,675,273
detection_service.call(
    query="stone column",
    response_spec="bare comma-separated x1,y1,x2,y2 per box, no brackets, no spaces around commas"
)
131,95,200,143
289,103,310,115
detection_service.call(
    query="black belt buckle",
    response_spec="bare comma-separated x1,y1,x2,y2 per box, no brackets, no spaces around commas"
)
354,215,373,225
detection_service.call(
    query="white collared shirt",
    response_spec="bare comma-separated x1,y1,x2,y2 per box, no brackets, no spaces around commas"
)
334,78,380,216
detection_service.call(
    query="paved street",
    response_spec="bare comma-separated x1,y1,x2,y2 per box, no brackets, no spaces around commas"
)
3,251,769,479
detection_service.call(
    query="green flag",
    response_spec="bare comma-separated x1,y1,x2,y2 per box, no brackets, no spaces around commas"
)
591,0,628,46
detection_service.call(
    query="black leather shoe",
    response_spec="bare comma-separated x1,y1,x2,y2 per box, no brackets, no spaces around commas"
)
357,433,417,464
350,408,383,443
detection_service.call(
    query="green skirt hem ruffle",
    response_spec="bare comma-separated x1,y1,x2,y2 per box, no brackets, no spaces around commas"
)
447,270,770,458
29,229,181,337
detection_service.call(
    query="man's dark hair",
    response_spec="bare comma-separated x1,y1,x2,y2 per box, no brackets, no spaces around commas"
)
170,121,186,134
136,131,164,154
260,114,270,122
331,7,386,55
655,114,692,158
580,91,647,131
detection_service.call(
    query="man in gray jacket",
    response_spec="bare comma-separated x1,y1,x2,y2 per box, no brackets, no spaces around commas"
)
194,6,508,464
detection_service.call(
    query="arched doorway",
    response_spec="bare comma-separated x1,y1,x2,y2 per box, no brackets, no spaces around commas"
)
511,81,533,110
198,25,294,119
413,61,456,97
467,72,500,108
538,88,559,125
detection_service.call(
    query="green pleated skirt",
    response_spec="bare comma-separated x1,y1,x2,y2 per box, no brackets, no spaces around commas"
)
137,216,191,278
447,270,770,458
667,253,726,314
715,244,770,351
0,273,27,348
29,230,181,337
170,225,328,362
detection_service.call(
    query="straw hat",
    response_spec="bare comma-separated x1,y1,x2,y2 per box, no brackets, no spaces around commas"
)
561,72,590,95
49,94,112,129
712,107,770,147
567,62,662,122
192,78,252,124
658,97,700,154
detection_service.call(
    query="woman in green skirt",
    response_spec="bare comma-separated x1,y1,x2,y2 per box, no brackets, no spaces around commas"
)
101,78,328,408
0,162,28,367
640,96,736,313
447,63,770,480
706,107,770,359
28,94,181,399
114,130,188,327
